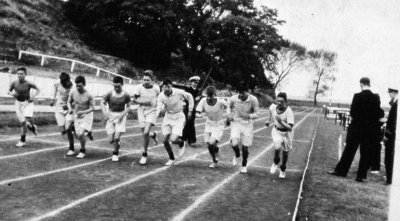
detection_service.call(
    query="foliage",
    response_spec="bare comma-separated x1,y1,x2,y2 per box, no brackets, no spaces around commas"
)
65,0,284,90
264,40,307,92
307,50,337,106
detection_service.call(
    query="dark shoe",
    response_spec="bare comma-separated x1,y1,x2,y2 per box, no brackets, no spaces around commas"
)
327,171,346,177
87,131,94,141
386,181,392,185
355,177,364,182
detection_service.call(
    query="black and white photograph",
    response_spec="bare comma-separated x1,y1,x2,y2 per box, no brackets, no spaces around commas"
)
0,0,399,220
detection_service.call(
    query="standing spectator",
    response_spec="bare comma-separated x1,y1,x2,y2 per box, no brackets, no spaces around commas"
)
174,76,201,147
384,85,398,185
369,109,386,174
328,77,383,182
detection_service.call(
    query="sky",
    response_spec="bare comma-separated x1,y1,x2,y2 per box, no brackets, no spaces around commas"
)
256,0,400,106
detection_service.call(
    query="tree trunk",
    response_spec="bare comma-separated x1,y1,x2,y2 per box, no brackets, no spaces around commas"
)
313,73,322,106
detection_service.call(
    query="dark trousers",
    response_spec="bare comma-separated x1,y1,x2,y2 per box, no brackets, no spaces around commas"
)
182,111,197,144
335,127,374,178
369,141,382,171
385,135,395,183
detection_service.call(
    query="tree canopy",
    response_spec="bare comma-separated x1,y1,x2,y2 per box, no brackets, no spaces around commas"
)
65,0,284,90
307,50,337,106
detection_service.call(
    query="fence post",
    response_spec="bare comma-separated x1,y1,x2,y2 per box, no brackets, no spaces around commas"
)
40,56,45,66
71,61,75,72
18,51,22,60
96,68,100,77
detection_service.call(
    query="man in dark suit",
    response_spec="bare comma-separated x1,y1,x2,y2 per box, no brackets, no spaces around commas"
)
174,76,202,146
328,77,384,182
384,86,398,185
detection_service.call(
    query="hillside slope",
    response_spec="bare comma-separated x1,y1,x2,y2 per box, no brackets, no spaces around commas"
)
0,0,140,78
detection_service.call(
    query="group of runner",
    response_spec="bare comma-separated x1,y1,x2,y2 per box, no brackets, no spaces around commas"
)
7,67,295,178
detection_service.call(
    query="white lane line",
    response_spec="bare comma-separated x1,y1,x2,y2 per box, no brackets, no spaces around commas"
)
0,110,272,160
192,159,303,173
253,135,310,143
0,118,266,186
171,109,316,221
26,115,280,221
0,111,245,142
0,123,161,142
0,123,203,160
338,134,343,160
291,117,320,221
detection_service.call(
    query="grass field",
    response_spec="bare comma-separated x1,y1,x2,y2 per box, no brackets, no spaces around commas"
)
297,116,389,221
0,108,389,220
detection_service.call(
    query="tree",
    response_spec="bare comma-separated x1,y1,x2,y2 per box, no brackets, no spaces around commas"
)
175,1,284,89
264,41,307,92
307,50,337,106
65,0,283,89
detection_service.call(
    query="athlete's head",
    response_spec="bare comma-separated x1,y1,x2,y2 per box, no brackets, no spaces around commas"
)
16,67,27,81
237,81,248,101
75,75,86,93
113,76,124,93
206,86,216,98
162,78,173,96
59,72,72,88
276,92,287,109
143,70,153,87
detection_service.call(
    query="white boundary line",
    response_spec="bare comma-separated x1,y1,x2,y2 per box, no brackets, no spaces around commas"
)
171,109,316,221
26,111,309,221
253,135,310,143
0,123,203,160
193,159,303,173
291,116,320,221
0,116,273,186
27,122,269,221
0,110,268,159
0,112,246,142
0,123,161,142
338,134,343,160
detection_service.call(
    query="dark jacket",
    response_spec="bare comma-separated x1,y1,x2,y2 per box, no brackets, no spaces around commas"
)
349,90,383,131
386,99,398,138
173,84,200,112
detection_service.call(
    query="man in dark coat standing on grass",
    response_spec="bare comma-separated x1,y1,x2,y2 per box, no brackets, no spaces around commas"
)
384,85,398,185
328,77,384,182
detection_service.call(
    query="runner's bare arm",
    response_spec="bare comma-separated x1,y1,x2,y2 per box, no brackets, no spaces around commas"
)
249,98,260,120
50,82,58,106
29,81,40,100
266,108,274,127
155,94,164,118
100,92,109,119
118,95,132,120
7,81,14,96
67,91,74,114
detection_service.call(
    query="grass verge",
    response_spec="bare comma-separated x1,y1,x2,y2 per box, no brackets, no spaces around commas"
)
297,117,388,221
